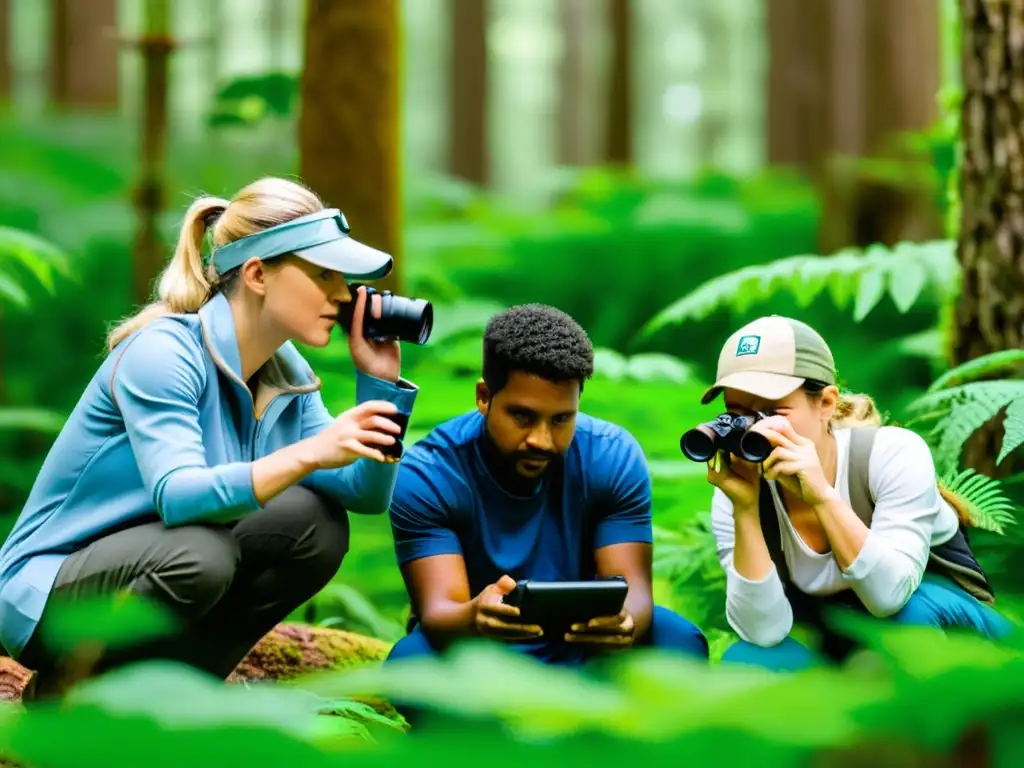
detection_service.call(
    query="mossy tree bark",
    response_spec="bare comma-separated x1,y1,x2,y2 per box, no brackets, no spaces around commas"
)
298,0,402,293
955,0,1024,476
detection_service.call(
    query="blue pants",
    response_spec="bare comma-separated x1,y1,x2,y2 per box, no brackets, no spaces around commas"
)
721,574,1014,672
386,604,709,665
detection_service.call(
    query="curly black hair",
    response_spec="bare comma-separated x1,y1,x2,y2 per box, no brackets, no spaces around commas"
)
482,304,594,394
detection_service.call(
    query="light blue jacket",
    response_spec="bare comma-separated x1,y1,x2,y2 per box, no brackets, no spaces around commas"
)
0,291,418,658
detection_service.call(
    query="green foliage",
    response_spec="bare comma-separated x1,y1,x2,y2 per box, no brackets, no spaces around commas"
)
404,166,821,353
927,349,1024,392
652,513,725,634
0,225,71,308
206,73,299,128
639,239,958,340
939,468,1018,534
905,352,1024,473
10,622,1024,767
312,583,407,643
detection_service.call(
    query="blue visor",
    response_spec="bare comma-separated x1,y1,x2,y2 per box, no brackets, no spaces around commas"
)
211,208,393,281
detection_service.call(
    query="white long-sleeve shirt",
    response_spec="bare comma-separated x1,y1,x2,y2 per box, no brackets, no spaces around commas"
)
710,425,960,647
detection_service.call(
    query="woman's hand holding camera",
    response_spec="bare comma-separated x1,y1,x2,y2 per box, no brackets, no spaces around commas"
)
347,285,401,383
306,400,404,469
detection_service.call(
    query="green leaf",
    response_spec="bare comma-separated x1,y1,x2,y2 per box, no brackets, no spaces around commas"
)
997,398,1024,466
624,353,695,383
853,267,887,321
636,239,956,340
927,349,1024,393
0,407,67,434
887,257,929,313
593,347,630,380
37,594,181,655
0,272,29,306
940,468,1017,534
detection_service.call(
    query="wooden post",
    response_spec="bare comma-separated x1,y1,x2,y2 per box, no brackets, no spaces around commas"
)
0,0,10,99
125,0,177,306
299,0,402,293
558,0,590,166
605,0,632,165
449,0,488,185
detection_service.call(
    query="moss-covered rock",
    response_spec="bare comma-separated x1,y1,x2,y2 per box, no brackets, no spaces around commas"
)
0,623,391,704
228,623,390,683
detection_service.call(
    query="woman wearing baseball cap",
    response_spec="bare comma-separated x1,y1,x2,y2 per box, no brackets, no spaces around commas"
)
0,177,419,698
701,315,1011,671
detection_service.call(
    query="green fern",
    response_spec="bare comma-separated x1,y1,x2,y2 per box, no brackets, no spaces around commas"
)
0,225,71,308
906,379,1024,473
638,239,957,338
926,349,1024,392
939,468,1017,534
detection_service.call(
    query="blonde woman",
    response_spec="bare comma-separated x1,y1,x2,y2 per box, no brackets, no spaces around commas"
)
0,177,418,698
700,316,1011,671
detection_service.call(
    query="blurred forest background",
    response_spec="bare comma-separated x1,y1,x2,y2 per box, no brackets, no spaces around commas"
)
0,0,1021,675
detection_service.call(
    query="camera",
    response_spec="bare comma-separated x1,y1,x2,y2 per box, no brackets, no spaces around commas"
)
679,411,772,463
336,284,433,345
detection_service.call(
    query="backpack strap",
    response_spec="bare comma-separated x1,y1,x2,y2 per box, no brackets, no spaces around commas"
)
846,426,996,605
758,478,789,585
846,426,880,525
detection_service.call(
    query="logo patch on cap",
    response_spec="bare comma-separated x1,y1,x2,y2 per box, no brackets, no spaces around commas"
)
736,335,761,357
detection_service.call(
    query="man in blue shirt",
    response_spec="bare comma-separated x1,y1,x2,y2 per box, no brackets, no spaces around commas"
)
386,304,708,666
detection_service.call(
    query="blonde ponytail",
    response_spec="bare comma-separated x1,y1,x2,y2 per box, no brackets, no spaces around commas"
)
831,392,882,429
104,176,325,352
106,196,227,351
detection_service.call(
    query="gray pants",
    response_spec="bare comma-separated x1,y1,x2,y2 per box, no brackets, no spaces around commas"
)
19,485,349,698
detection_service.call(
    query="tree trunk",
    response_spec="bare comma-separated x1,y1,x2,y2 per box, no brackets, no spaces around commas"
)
448,0,488,186
0,0,11,99
558,0,590,166
954,0,1024,476
299,0,402,293
766,0,942,253
604,0,632,165
49,0,120,109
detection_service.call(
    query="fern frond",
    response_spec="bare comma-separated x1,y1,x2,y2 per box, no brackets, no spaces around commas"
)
939,468,1017,534
638,239,957,338
927,349,1024,393
0,226,71,307
905,380,1024,474
997,399,1024,465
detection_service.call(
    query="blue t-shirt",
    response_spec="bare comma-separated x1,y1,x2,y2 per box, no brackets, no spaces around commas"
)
389,409,653,662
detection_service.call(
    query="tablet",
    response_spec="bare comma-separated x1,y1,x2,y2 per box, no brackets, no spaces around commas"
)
501,576,628,633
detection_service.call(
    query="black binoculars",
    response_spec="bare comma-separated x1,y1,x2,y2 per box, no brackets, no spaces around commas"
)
336,284,433,345
680,411,772,463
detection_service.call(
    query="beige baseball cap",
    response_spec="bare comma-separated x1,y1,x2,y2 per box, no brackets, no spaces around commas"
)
701,316,836,405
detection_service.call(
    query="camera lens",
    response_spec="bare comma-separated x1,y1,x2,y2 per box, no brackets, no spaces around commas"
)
336,286,434,345
380,294,433,345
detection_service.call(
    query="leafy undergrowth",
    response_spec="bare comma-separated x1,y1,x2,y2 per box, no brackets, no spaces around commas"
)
3,618,1024,767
